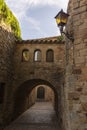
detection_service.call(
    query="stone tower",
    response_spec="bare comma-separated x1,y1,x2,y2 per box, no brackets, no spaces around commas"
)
63,0,87,130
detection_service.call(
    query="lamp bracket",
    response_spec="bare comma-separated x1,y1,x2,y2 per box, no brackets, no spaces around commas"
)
62,31,74,42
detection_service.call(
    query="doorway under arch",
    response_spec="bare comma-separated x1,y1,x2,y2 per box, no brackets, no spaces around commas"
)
37,86,45,99
13,79,58,120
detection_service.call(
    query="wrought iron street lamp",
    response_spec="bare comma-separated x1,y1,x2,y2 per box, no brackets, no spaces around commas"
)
55,9,74,42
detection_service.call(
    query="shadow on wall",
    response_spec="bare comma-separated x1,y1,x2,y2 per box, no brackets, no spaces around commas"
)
0,25,16,81
0,25,17,125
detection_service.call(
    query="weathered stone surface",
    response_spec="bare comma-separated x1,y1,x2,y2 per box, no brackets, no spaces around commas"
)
72,67,82,74
68,92,80,100
81,103,87,112
80,95,87,103
73,103,82,113
64,0,87,130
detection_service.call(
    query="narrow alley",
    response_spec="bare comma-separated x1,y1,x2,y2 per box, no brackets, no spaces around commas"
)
4,102,60,130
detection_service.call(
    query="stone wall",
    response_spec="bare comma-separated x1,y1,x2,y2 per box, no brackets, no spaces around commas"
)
28,88,36,107
0,23,16,125
10,40,65,122
62,0,87,130
12,40,65,97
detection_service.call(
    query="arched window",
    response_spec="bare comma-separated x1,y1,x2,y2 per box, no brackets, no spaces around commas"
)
46,49,54,62
34,49,41,62
37,87,45,99
22,49,29,61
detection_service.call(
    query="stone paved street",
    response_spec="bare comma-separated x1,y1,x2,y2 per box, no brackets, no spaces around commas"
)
4,102,60,130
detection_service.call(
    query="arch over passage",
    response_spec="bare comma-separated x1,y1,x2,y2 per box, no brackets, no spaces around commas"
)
13,79,58,120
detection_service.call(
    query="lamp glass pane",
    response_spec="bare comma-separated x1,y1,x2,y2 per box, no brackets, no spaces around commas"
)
56,18,61,24
56,17,67,25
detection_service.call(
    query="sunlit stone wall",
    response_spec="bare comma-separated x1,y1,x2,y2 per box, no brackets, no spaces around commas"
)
63,0,87,130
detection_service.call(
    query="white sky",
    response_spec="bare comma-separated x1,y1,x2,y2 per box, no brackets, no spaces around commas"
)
5,0,69,39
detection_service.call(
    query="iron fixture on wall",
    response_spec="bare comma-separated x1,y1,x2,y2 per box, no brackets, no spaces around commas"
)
55,9,74,42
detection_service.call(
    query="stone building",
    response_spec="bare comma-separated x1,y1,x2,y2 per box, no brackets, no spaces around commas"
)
11,37,65,121
63,0,87,130
0,0,87,130
0,24,65,126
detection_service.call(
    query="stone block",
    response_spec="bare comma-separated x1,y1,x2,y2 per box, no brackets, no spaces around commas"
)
80,95,87,103
76,86,83,92
73,14,81,22
72,67,82,75
84,39,87,43
78,113,87,123
68,92,80,100
73,103,82,113
73,2,79,9
79,49,87,56
80,0,87,6
75,56,85,64
81,103,87,112
82,86,87,95
82,67,87,78
73,5,87,15
75,43,85,50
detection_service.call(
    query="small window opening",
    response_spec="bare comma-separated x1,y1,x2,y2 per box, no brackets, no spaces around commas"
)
22,49,29,61
46,49,54,62
34,50,41,62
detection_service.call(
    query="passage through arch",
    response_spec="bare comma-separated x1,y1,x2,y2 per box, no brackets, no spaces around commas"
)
13,79,58,119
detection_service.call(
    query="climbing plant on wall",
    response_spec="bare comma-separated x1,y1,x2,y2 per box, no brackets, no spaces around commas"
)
0,0,21,39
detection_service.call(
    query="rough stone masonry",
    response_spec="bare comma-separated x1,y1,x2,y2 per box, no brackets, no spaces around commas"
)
63,0,87,130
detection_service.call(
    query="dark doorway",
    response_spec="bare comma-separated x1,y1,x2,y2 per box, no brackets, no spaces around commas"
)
37,87,45,99
0,83,5,104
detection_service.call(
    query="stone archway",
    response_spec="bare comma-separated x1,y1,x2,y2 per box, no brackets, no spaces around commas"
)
13,79,58,120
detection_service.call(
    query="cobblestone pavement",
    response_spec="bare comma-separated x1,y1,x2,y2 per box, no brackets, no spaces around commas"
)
4,102,60,130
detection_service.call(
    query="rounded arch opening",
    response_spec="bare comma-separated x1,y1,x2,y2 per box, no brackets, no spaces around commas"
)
34,49,42,62
22,49,29,62
46,49,54,62
13,79,58,120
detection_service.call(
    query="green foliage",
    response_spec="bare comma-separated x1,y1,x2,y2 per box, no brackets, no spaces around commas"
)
0,0,21,39
57,35,64,42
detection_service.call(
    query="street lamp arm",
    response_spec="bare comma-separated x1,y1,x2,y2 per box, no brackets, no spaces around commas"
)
62,31,74,42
